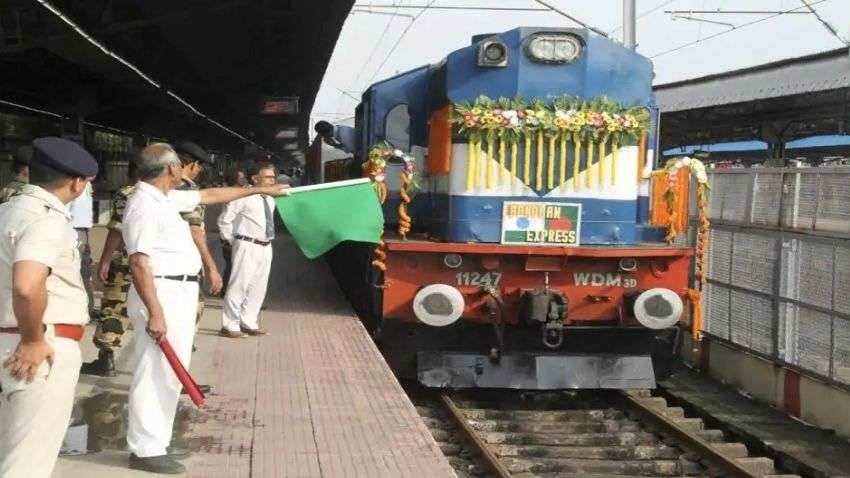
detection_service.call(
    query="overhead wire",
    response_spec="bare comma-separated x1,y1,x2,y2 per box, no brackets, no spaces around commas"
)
366,0,438,84
650,0,831,58
609,0,679,34
532,0,608,37
799,0,848,45
350,0,405,92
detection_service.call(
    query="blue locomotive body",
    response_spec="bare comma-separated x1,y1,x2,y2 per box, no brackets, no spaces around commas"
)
350,27,662,245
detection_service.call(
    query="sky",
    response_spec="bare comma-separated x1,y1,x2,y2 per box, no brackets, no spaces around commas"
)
310,0,850,133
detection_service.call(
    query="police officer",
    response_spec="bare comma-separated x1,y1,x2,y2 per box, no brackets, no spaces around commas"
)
122,143,287,473
174,142,222,323
81,163,137,376
0,146,31,203
0,137,98,478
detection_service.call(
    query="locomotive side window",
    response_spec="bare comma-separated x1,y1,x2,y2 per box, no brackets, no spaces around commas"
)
385,104,411,152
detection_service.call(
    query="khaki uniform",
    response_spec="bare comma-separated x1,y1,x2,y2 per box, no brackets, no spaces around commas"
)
0,179,27,204
177,178,206,324
92,185,135,351
0,185,89,478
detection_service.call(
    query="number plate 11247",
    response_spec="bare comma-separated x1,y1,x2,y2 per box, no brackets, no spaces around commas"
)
455,272,502,287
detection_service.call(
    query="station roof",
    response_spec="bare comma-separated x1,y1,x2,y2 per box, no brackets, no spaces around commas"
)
655,47,850,149
0,1,353,152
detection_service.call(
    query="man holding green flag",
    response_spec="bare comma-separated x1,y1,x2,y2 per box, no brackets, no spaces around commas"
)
219,174,384,337
218,162,281,337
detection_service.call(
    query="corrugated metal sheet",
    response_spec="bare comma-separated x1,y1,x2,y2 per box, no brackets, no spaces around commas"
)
655,48,850,112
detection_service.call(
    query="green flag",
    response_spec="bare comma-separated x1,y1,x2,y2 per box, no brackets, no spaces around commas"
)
275,178,384,259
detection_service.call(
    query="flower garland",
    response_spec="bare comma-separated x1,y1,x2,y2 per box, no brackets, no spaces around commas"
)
363,143,420,272
452,95,650,190
663,156,711,343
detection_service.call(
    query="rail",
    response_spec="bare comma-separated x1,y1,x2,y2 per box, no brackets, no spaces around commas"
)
618,390,761,478
431,390,796,478
438,394,513,478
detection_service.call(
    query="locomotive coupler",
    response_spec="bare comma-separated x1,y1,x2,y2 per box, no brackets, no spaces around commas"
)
542,294,568,349
482,286,505,363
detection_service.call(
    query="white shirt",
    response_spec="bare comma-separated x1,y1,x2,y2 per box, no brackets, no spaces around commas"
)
0,185,88,327
218,193,276,243
68,182,93,229
122,181,202,276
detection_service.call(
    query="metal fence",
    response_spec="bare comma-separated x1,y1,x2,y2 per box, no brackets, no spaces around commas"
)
690,168,850,387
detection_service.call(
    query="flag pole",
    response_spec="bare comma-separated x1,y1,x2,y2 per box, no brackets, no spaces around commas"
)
286,178,371,195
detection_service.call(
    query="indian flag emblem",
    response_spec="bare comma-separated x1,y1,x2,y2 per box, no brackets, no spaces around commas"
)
501,201,581,246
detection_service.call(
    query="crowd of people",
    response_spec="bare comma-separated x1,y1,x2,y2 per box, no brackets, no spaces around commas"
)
0,138,289,476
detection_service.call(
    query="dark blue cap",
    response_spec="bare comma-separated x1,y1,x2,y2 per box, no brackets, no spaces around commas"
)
174,141,213,164
31,137,98,177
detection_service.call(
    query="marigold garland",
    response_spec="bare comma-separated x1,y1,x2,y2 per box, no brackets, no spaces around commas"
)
364,143,420,271
453,95,650,190
663,156,711,343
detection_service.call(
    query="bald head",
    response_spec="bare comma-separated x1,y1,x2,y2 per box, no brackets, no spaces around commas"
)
138,143,181,181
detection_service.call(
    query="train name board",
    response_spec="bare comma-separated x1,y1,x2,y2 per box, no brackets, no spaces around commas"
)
501,201,581,246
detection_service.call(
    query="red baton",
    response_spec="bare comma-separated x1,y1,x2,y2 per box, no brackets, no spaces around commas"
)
158,338,205,408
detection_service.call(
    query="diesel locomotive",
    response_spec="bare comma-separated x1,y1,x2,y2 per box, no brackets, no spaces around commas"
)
311,27,694,390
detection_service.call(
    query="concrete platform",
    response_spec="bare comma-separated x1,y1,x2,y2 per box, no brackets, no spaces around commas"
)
53,236,455,477
660,367,850,478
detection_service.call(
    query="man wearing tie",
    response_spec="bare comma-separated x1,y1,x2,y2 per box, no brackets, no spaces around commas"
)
217,162,279,337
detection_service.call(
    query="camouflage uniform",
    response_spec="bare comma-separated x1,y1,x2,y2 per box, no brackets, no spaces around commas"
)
0,179,27,204
177,178,206,324
92,185,135,351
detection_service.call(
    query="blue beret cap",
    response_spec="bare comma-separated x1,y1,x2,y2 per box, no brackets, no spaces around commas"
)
174,141,213,164
31,137,98,177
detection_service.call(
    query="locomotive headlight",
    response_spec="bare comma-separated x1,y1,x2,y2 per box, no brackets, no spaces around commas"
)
619,258,638,272
526,34,582,64
477,39,508,67
443,253,463,269
413,284,465,327
632,288,684,329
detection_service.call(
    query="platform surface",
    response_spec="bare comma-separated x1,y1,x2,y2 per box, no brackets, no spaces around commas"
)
661,367,850,478
53,234,455,477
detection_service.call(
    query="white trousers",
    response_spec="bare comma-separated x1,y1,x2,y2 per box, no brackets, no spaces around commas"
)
222,240,273,332
0,332,82,478
126,279,198,458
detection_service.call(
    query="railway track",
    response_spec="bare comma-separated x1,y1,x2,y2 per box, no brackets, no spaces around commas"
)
411,387,800,478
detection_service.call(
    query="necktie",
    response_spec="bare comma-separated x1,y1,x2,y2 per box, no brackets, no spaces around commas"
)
263,196,275,240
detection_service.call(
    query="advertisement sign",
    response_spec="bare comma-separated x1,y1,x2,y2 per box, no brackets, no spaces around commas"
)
501,201,581,246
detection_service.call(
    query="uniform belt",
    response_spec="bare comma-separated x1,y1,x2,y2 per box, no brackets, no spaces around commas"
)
234,234,270,246
0,324,85,342
155,274,200,282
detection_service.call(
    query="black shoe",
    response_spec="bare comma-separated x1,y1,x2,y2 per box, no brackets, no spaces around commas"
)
166,446,190,459
80,350,116,377
128,453,185,474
